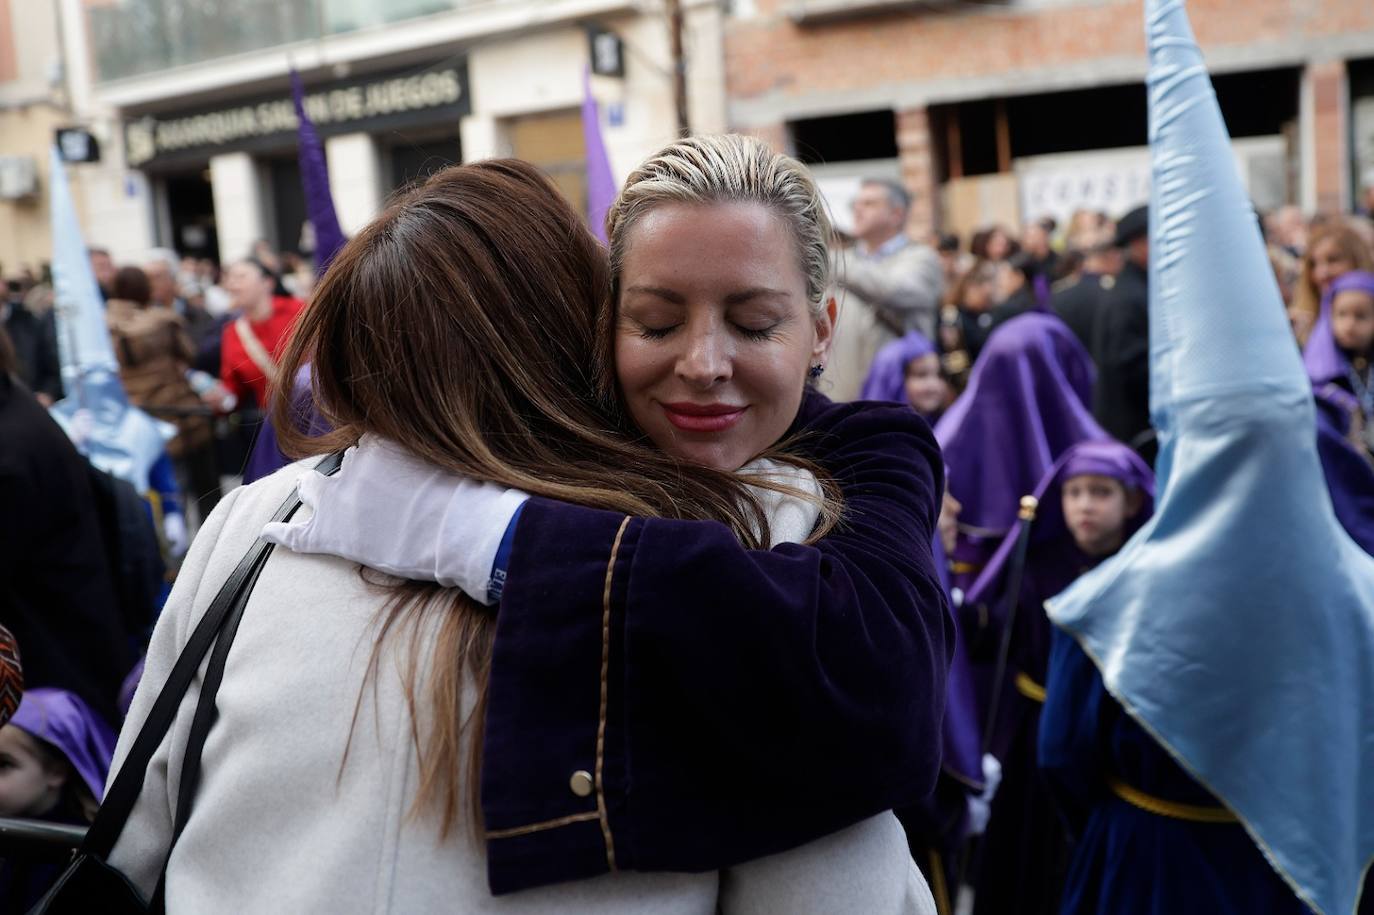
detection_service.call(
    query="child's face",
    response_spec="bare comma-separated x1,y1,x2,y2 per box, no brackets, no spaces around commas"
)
0,725,64,817
1062,474,1139,558
904,353,949,417
1331,290,1374,355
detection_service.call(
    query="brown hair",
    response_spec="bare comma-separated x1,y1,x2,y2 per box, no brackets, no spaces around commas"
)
1292,222,1374,336
274,159,834,836
112,266,152,306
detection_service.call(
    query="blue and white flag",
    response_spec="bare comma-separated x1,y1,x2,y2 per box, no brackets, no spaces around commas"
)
1045,2,1374,913
45,146,171,491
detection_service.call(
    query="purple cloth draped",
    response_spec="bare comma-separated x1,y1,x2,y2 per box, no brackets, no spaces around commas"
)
965,440,1155,610
242,365,328,484
1314,386,1374,555
291,68,347,274
10,688,117,801
1302,270,1374,387
581,68,616,245
859,331,938,404
935,313,1106,553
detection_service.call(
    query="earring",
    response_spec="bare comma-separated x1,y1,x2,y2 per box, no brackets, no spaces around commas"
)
808,363,825,380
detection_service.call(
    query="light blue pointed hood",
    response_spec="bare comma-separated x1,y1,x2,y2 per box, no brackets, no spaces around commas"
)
45,146,171,491
1045,3,1374,913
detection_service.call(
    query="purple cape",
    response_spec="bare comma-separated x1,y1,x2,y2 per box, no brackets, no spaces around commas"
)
965,439,1156,611
1314,386,1374,555
242,365,328,484
1302,269,1374,387
934,313,1106,586
10,688,117,800
859,331,938,404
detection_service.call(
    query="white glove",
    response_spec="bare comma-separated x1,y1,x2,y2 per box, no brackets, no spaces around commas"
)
964,753,1004,837
261,435,530,604
738,458,822,547
162,511,189,558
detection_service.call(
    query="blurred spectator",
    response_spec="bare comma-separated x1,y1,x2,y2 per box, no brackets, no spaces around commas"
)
1,277,61,405
1022,217,1060,281
212,258,305,413
991,251,1045,326
0,326,132,727
280,251,316,301
971,224,1018,262
87,248,115,301
1292,222,1374,347
1065,209,1110,251
828,179,944,400
106,265,221,520
937,232,967,289
146,248,225,377
1052,225,1122,352
199,259,232,318
1092,204,1155,463
939,258,999,388
1270,205,1308,259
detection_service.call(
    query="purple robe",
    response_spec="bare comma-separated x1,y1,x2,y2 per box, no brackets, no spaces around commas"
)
964,441,1154,915
242,366,328,484
934,313,1107,592
9,687,117,801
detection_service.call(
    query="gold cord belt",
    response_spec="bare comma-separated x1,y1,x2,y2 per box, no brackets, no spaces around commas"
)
1015,671,1047,703
1106,775,1239,824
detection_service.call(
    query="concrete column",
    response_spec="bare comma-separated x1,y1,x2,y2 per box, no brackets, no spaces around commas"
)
324,132,381,235
896,106,939,238
460,114,502,162
1301,59,1350,214
209,152,265,265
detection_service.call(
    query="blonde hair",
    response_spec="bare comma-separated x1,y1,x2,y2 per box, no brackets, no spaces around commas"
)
605,134,834,315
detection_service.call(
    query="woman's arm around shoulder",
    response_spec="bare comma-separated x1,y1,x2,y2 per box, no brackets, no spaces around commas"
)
484,396,955,892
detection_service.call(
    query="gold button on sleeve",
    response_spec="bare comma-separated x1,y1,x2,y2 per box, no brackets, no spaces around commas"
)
569,770,594,798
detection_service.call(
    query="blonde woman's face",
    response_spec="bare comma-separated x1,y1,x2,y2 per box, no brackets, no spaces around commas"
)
615,201,835,471
1311,238,1355,292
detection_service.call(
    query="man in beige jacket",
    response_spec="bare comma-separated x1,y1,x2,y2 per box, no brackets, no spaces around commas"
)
827,180,944,401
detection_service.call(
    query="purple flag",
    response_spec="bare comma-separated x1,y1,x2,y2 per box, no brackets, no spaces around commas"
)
581,68,616,244
291,68,347,275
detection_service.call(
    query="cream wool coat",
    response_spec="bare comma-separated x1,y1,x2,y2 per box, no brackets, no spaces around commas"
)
107,457,935,914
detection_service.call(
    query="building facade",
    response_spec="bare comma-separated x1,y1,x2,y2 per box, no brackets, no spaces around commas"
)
722,0,1374,237
68,0,727,266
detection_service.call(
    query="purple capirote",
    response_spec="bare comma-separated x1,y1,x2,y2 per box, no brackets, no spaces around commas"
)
935,312,1105,541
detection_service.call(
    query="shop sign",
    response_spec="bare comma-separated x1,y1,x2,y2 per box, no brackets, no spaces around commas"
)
125,62,469,169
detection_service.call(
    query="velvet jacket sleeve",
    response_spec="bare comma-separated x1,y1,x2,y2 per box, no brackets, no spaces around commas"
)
480,394,953,894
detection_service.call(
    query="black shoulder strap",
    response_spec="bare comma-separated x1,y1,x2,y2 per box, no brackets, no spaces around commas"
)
82,452,345,862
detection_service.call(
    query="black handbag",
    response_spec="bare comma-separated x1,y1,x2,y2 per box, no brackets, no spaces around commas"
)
30,453,344,915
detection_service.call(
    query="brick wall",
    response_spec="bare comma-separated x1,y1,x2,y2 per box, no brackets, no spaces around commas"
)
724,0,1374,220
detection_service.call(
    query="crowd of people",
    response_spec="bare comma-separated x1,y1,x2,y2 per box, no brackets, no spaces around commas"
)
2,22,1374,912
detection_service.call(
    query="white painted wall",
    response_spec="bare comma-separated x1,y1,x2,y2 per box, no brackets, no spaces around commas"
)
210,152,266,264
325,132,381,234
460,114,503,162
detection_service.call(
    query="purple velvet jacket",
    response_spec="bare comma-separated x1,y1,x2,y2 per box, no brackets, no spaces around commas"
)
480,391,953,894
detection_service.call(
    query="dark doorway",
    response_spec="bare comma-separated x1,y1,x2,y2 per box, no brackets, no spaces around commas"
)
267,156,308,255
386,133,462,195
165,171,217,258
